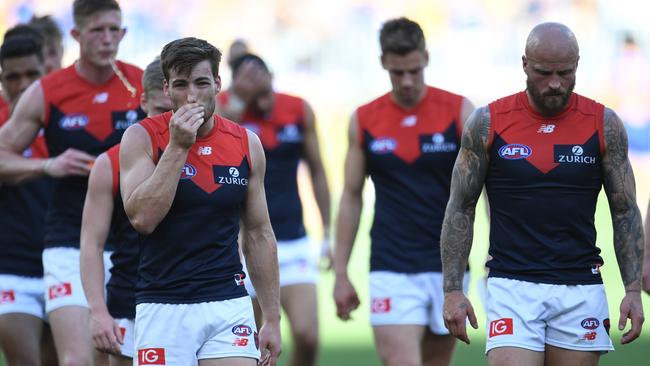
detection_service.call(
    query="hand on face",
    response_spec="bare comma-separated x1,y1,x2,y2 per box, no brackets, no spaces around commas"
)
168,103,205,150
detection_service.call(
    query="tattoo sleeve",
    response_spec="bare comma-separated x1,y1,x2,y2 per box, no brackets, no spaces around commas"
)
602,108,644,291
440,106,491,293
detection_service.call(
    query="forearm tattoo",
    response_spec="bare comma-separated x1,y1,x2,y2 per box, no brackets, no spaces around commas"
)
441,106,491,292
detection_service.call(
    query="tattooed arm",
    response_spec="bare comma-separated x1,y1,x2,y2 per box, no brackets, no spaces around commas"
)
601,107,645,344
440,106,491,344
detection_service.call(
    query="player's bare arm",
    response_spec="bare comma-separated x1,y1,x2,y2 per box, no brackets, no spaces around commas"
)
79,153,123,355
0,81,95,183
601,107,645,344
643,200,650,295
121,104,203,234
439,106,490,344
302,101,332,263
241,130,281,366
333,113,365,320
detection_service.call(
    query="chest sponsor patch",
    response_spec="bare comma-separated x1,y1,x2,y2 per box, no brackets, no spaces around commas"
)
421,133,457,153
214,165,248,186
554,144,597,165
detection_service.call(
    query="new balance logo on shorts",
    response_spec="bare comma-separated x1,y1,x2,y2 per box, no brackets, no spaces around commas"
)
489,318,513,337
232,338,249,347
138,348,165,365
371,298,391,313
0,290,15,303
48,283,72,300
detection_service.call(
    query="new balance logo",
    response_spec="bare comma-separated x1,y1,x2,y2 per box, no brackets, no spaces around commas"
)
92,92,109,104
537,124,555,133
198,146,212,155
138,348,165,365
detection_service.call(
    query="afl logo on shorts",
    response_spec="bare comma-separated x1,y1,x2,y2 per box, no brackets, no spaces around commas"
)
59,114,89,130
138,348,165,365
581,318,600,330
48,283,72,300
498,144,532,160
0,290,15,303
371,298,391,313
180,163,196,180
232,324,253,337
370,138,397,154
489,318,513,337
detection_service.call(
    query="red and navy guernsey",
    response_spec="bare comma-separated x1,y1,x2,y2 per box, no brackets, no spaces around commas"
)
40,61,145,248
486,91,605,285
137,112,251,304
357,86,464,273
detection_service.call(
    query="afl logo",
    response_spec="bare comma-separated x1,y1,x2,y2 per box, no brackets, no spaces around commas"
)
229,167,240,177
581,318,600,330
370,138,397,154
59,114,89,130
232,324,253,337
498,144,532,160
180,163,196,179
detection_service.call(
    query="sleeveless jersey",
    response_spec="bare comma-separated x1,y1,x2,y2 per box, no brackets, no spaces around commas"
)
104,145,139,318
0,97,51,277
357,86,464,273
218,91,307,241
486,91,605,285
40,61,145,248
137,112,250,304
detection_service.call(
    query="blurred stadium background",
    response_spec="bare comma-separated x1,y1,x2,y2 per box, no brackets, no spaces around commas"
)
2,0,649,365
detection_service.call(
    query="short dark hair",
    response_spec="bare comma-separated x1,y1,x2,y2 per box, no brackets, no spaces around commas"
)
230,53,269,77
73,0,121,28
142,58,165,98
379,17,426,56
160,37,221,81
28,15,63,44
1,25,44,66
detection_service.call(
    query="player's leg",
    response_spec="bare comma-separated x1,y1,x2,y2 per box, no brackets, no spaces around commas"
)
421,332,456,366
48,306,94,366
0,313,43,366
280,283,319,366
199,358,256,366
108,354,132,366
544,345,599,366
108,318,134,366
373,324,425,366
487,347,544,366
41,323,58,366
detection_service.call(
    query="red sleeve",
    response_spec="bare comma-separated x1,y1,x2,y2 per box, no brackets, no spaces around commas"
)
106,145,121,198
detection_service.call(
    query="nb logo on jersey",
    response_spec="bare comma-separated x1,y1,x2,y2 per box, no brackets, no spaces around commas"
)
198,146,212,155
0,290,15,303
498,144,532,160
180,163,197,180
371,298,391,313
48,283,72,300
401,115,417,127
138,348,165,365
537,124,555,133
489,318,513,337
93,92,109,104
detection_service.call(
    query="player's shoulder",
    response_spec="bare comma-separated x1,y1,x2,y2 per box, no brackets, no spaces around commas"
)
425,85,465,104
115,60,144,81
218,115,247,138
40,64,77,89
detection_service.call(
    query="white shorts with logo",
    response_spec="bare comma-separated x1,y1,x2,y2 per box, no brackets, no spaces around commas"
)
0,274,46,319
43,247,113,313
134,297,260,365
485,277,614,353
369,271,470,335
116,318,135,358
244,236,318,298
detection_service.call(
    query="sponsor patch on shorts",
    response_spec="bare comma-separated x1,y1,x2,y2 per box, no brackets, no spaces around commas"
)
489,318,513,337
371,297,391,313
48,283,72,300
138,348,165,365
0,290,15,303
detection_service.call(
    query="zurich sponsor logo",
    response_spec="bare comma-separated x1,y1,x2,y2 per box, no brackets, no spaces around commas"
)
229,167,240,178
59,114,89,130
232,324,253,337
370,138,397,154
180,163,196,179
581,318,600,330
498,144,532,160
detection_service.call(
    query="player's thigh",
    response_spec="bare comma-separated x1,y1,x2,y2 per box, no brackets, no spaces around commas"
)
41,323,58,366
48,305,93,359
199,357,256,366
108,353,132,366
0,313,42,365
487,346,544,366
544,344,599,366
280,283,318,336
373,324,426,366
421,331,456,366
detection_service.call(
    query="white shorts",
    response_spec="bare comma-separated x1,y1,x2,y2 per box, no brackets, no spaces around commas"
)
43,247,113,313
369,271,470,334
0,274,46,319
134,297,260,365
244,236,318,298
116,317,135,358
486,277,614,353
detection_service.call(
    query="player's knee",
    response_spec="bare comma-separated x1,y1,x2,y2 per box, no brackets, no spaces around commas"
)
59,353,92,366
293,327,319,352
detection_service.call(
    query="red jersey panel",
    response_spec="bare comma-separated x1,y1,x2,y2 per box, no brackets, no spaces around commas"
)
486,91,605,284
357,86,464,273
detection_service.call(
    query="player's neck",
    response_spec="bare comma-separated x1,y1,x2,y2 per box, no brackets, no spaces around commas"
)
75,58,115,85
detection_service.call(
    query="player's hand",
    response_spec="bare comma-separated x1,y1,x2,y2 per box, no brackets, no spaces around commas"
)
333,274,360,320
319,237,333,271
443,290,478,344
89,309,123,355
257,320,281,366
618,291,644,344
642,257,650,295
231,60,272,105
168,103,205,149
43,148,95,177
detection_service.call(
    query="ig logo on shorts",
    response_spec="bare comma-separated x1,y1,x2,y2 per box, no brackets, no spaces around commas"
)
489,318,513,337
138,348,165,365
